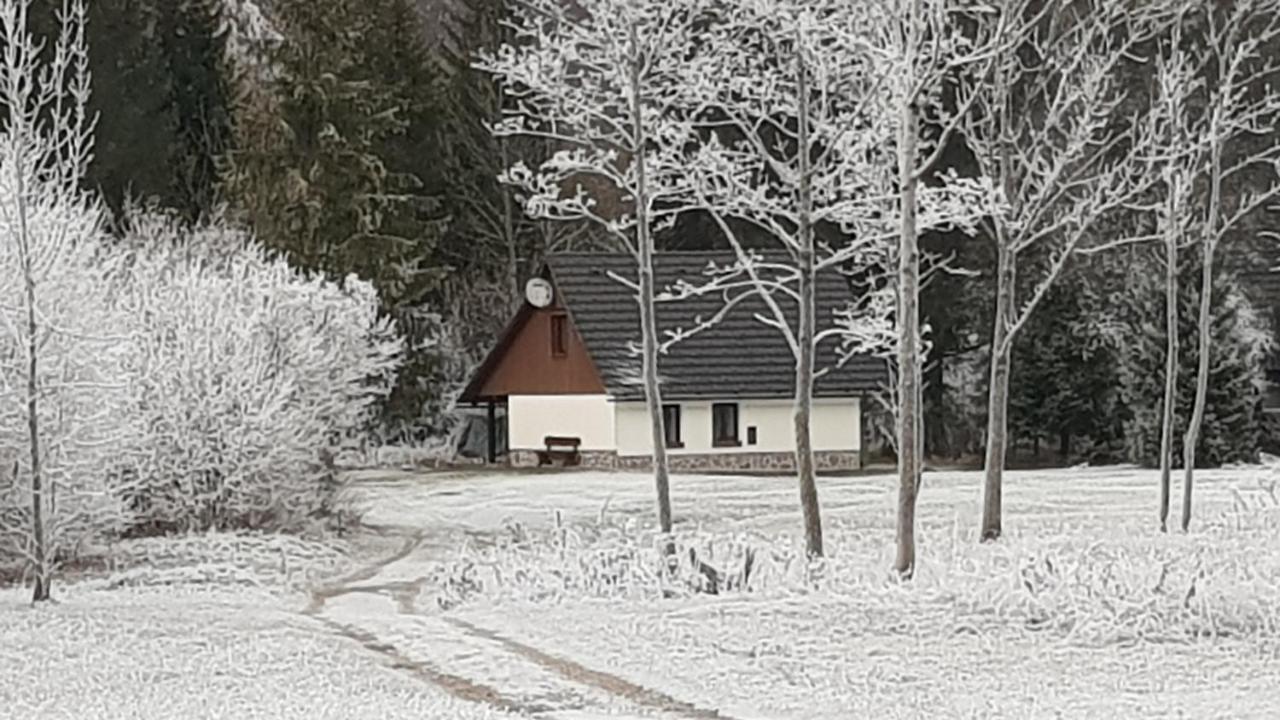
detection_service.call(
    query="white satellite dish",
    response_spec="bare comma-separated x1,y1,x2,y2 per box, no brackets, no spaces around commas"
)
525,277,554,308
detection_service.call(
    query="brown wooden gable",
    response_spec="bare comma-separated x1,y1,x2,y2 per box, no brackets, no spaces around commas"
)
460,294,607,402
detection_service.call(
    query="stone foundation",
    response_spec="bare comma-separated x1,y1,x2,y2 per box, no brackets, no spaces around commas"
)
508,449,861,473
507,449,618,469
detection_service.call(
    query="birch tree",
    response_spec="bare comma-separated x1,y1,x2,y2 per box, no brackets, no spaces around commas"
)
1149,16,1201,533
853,0,1012,576
478,0,703,536
1178,0,1280,532
967,0,1161,541
670,0,990,560
0,0,134,601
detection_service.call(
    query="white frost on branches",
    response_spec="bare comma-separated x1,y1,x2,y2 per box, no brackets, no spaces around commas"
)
478,0,702,249
0,0,138,596
112,213,404,533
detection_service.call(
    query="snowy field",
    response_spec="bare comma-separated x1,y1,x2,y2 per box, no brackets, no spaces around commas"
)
0,535,520,720
3,465,1279,719
340,465,1280,719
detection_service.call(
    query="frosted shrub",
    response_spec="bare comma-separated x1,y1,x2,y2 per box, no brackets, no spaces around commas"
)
439,518,812,604
112,213,404,534
446,504,1280,646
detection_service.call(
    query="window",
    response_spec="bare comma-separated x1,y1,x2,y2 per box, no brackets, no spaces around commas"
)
712,403,740,447
662,404,683,448
550,314,567,357
747,426,757,446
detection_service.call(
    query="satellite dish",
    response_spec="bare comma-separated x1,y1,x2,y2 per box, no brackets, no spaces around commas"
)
525,277,554,308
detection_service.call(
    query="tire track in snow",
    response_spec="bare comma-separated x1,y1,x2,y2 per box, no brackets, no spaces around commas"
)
310,614,550,716
300,514,741,719
304,527,425,615
446,617,741,720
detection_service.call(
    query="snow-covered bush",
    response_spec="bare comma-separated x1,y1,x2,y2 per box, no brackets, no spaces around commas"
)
438,501,1280,646
110,212,404,534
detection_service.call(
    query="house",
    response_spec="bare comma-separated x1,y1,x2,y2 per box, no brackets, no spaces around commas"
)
458,252,890,472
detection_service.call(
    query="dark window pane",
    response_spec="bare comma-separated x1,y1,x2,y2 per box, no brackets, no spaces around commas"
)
712,403,739,445
663,404,682,448
551,314,567,356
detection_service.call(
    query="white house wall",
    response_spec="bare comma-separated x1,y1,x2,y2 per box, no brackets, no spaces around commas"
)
614,398,861,456
508,394,616,451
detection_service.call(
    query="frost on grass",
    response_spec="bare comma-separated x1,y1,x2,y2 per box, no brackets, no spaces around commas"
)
77,531,352,595
407,470,1280,718
435,481,1280,648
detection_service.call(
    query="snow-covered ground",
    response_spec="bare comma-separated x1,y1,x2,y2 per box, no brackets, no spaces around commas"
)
4,465,1278,719
0,534,522,720
0,586,525,720
331,465,1280,718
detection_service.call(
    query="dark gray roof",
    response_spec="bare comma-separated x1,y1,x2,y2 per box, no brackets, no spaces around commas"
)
547,252,890,400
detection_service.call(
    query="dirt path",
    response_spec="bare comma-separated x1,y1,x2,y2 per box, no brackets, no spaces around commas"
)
301,489,741,720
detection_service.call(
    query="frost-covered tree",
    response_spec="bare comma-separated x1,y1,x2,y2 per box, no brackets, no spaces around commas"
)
966,0,1162,541
1174,0,1280,531
0,0,135,602
478,0,707,537
669,0,991,559
848,0,1010,576
1148,15,1202,533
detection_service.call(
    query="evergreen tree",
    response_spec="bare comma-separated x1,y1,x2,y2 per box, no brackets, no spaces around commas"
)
223,0,446,291
1007,274,1125,462
156,0,235,222
77,0,175,216
1116,248,1270,467
222,0,451,436
43,0,235,221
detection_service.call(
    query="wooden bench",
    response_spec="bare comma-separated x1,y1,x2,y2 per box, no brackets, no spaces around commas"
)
537,435,582,467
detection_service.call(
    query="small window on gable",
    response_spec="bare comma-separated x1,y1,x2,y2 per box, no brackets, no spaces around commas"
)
712,403,740,447
663,404,683,448
550,314,567,357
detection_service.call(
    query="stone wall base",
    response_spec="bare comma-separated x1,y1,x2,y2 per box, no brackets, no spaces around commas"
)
508,449,861,473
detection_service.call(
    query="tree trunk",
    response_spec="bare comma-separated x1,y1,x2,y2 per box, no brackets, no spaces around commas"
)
628,24,673,537
793,42,822,558
894,24,921,578
500,137,519,312
15,146,49,602
1181,236,1213,533
1182,125,1222,534
794,264,821,557
981,238,1014,541
1158,198,1178,533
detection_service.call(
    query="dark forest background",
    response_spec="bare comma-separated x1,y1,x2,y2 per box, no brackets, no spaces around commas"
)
55,0,1280,465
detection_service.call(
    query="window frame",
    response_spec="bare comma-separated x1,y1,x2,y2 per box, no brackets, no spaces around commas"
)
550,313,568,357
662,404,683,449
712,402,741,447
